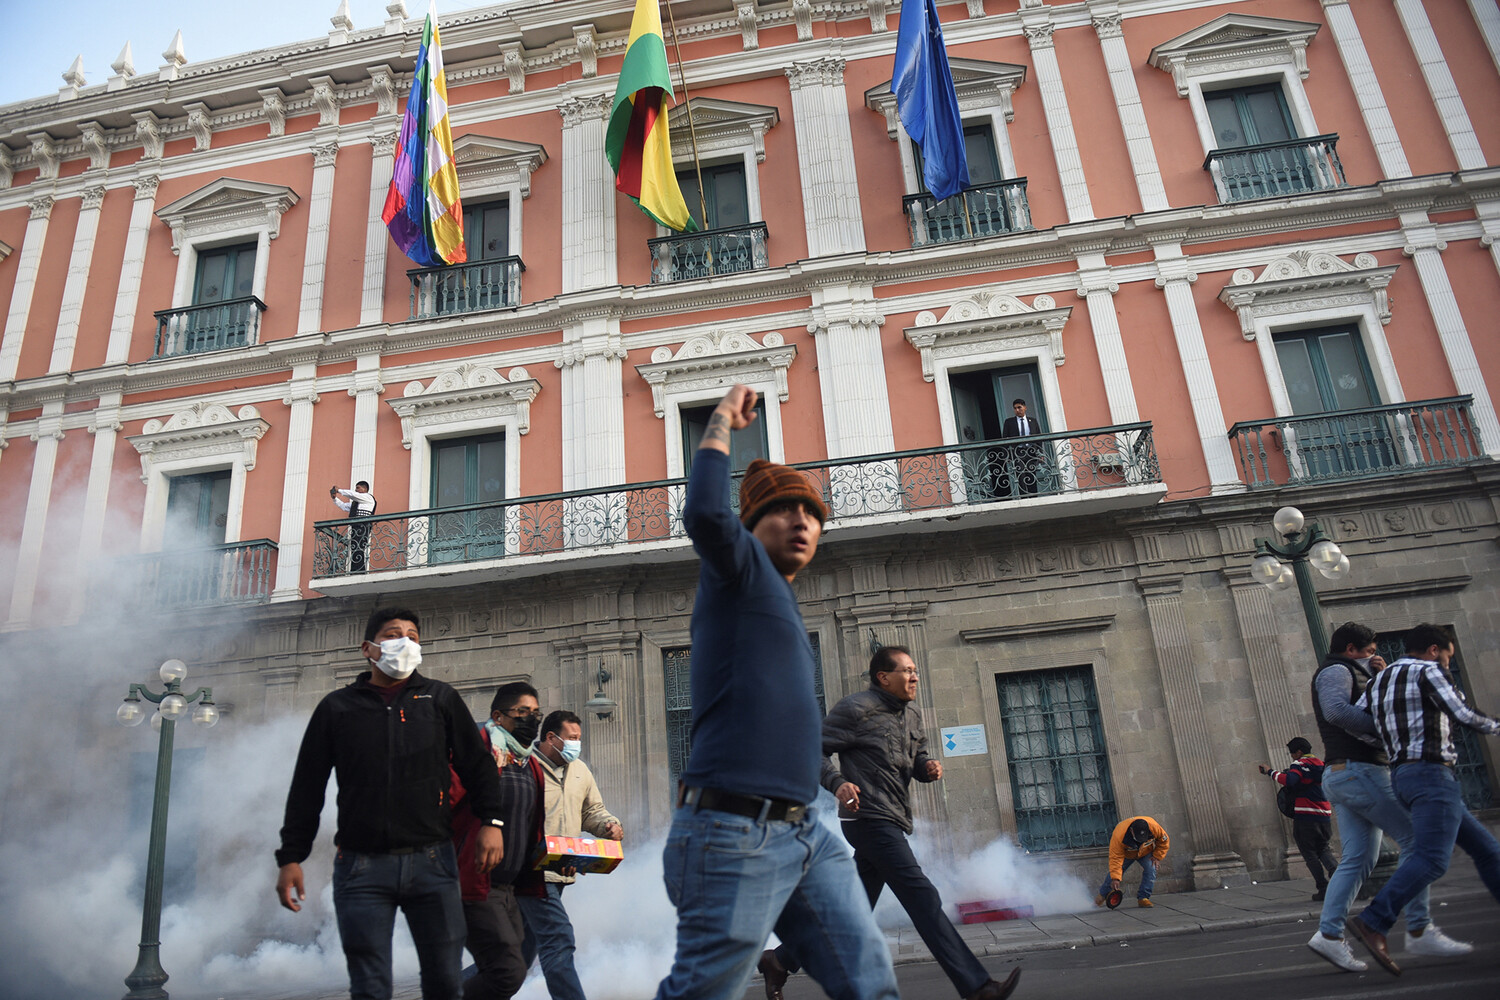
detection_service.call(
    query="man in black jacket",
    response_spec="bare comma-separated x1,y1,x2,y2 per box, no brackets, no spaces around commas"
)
276,607,505,1000
759,646,1020,1000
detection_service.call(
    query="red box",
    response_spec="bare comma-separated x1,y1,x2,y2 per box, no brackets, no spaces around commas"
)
955,899,1035,924
532,835,624,874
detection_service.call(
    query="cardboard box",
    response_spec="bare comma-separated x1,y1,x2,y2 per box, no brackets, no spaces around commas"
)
955,899,1034,924
533,835,624,874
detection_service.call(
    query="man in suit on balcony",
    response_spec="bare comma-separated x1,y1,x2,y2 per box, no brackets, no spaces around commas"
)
1000,400,1043,497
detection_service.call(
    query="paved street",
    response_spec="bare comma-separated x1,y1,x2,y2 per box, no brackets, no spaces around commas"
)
755,888,1499,1000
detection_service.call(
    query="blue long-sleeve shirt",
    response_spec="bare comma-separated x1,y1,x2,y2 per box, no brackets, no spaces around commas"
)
679,448,823,804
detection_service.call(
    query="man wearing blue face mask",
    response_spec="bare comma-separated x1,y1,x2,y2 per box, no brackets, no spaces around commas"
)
276,606,505,1000
513,709,622,1000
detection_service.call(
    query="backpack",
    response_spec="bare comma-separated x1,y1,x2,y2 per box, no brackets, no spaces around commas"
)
1276,784,1297,819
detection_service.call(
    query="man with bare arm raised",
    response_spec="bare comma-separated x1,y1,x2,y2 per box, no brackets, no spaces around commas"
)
653,385,899,1000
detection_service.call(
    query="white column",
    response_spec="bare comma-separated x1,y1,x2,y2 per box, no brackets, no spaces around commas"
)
67,391,124,622
48,184,108,372
1319,0,1412,179
1089,3,1168,212
1468,0,1500,78
809,283,894,458
1393,0,1486,171
5,400,65,629
1076,254,1139,423
0,194,56,382
272,362,320,598
556,312,626,489
349,352,384,486
1402,217,1500,455
105,174,160,364
1020,14,1093,222
362,130,399,325
785,58,867,257
1153,246,1240,490
560,95,618,292
298,139,341,334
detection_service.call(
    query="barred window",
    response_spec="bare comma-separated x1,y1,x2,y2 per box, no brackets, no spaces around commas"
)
664,634,825,788
997,665,1117,852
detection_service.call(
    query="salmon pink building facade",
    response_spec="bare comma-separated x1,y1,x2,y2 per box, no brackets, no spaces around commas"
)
3,0,1499,889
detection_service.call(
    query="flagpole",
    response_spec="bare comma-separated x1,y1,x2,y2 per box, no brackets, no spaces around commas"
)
661,0,710,234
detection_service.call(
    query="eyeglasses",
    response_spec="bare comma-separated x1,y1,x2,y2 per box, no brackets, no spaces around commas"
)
507,708,542,720
883,668,919,677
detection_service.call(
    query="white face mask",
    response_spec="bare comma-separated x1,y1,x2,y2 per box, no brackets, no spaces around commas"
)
373,636,422,680
1354,655,1374,670
559,739,582,763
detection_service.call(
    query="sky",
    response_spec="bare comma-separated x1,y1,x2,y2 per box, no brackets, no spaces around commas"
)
0,0,505,107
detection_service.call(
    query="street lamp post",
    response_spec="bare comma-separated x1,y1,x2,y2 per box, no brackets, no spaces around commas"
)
116,659,219,1000
1248,505,1351,653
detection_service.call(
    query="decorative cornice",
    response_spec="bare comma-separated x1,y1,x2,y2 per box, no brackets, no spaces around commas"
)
905,293,1070,380
79,122,109,170
133,111,164,160
259,88,287,137
127,402,269,482
739,2,760,49
635,330,796,417
451,134,547,198
666,98,778,162
866,58,1026,137
155,177,300,254
961,614,1115,642
500,42,526,93
1219,251,1394,339
793,0,814,41
1148,14,1320,97
184,103,213,151
368,65,397,117
310,76,341,127
573,26,598,78
388,363,541,446
27,133,58,179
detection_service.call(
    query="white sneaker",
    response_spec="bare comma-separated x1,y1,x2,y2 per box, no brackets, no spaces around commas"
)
1308,931,1369,972
1404,924,1474,956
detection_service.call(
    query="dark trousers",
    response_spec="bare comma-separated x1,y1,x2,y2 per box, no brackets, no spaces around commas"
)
775,818,990,997
350,523,370,572
463,883,528,1000
1292,818,1338,891
331,842,466,1000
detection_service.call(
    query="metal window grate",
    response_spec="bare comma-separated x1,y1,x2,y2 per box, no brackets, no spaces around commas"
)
997,665,1118,852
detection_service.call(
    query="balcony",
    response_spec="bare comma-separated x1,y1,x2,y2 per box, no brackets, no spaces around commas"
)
114,540,278,610
153,296,265,358
648,222,769,283
903,178,1032,248
1204,134,1346,204
408,257,525,319
1228,396,1486,488
311,423,1163,590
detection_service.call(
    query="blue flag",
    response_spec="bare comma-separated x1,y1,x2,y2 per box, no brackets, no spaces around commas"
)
893,0,969,202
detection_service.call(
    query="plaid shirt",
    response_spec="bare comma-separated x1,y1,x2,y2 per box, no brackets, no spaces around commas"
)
1358,658,1500,765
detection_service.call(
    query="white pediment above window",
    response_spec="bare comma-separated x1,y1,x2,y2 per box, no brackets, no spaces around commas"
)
865,59,1028,137
127,403,269,480
635,329,796,417
1218,251,1396,340
666,98,779,162
905,293,1071,381
387,362,541,448
1148,15,1320,96
451,134,547,197
155,178,299,254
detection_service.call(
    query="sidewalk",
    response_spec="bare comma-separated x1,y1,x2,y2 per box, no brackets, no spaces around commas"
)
889,853,1487,968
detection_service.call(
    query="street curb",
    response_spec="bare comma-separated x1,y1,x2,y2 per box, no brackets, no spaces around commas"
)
955,908,1320,963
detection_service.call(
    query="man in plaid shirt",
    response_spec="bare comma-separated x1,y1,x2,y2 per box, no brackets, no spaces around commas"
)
1345,623,1500,976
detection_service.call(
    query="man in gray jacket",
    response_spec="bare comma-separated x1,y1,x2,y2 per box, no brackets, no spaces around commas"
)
759,646,1020,1000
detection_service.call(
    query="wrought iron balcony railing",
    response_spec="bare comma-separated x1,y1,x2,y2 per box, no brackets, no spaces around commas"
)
312,423,1160,580
1204,133,1346,204
1228,396,1485,488
114,539,278,609
648,222,769,283
153,296,266,358
408,257,525,319
903,177,1032,247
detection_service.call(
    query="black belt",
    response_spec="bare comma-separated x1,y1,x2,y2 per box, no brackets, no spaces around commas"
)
679,786,807,823
385,840,446,856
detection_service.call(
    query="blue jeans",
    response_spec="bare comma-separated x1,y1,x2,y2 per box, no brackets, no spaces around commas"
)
1318,762,1428,938
1100,856,1156,900
332,841,466,1000
1358,762,1500,935
654,804,898,1000
518,881,586,1000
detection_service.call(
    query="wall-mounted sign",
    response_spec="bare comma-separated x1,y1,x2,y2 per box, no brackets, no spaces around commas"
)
940,724,988,757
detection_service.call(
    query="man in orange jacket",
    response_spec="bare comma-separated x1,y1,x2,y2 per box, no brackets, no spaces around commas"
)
1096,817,1169,908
